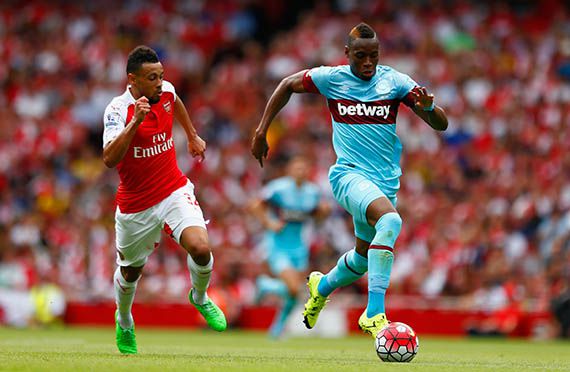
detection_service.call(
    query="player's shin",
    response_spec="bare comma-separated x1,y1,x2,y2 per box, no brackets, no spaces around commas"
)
367,212,401,317
318,248,367,297
114,267,139,329
187,253,213,305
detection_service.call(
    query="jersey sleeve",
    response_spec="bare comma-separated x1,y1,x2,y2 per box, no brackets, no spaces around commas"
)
260,180,281,205
302,66,333,97
162,80,177,101
395,71,419,108
102,101,126,148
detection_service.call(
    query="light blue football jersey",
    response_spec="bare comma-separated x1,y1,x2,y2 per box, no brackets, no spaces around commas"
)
303,65,417,181
261,177,321,252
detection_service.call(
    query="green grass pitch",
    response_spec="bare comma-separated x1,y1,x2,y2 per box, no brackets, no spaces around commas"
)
1,327,569,371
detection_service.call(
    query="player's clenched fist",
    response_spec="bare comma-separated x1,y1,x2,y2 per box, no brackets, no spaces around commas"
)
133,96,151,124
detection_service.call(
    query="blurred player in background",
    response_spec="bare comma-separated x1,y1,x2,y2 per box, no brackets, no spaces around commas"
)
251,23,448,338
250,156,329,338
102,46,226,354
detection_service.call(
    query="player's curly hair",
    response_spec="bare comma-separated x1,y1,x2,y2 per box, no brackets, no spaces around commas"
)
347,22,376,46
126,45,159,74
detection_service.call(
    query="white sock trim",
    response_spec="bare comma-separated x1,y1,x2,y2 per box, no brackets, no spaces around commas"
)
187,253,214,273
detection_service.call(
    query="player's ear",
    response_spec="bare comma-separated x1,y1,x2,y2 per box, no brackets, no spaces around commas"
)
127,72,137,86
344,45,350,58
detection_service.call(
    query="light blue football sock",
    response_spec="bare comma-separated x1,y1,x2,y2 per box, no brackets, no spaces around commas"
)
367,249,392,316
318,249,368,297
269,295,296,338
367,212,401,318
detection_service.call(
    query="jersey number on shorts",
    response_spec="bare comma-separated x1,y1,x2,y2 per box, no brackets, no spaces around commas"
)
184,193,200,207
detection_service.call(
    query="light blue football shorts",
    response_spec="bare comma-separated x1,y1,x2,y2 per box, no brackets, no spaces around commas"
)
329,164,399,243
266,243,309,275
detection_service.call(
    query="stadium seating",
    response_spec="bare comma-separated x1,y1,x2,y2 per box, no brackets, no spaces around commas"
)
1,0,569,336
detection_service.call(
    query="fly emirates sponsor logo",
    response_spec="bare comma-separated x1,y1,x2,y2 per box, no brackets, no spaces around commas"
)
337,102,391,120
133,132,173,159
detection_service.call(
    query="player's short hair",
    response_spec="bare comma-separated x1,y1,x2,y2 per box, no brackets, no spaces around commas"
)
126,45,159,74
347,22,377,47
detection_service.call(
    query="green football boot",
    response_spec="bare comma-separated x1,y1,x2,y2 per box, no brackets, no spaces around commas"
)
115,310,137,355
189,288,227,332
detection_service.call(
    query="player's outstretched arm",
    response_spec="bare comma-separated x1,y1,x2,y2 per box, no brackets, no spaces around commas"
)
409,87,448,131
103,97,150,168
251,70,309,167
174,95,206,161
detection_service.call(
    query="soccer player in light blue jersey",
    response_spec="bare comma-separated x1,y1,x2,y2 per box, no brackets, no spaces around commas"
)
251,156,329,338
251,23,448,338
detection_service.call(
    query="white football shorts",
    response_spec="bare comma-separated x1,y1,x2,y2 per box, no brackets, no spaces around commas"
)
114,180,207,267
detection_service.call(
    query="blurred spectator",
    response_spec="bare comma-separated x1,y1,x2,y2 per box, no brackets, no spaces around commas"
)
0,227,65,327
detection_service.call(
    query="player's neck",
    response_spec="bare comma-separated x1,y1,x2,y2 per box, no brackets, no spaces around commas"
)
128,86,143,100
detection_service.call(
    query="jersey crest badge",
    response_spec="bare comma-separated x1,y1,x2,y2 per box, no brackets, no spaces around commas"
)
376,79,392,95
163,101,172,113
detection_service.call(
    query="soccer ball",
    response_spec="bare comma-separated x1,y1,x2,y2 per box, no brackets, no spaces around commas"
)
374,322,419,362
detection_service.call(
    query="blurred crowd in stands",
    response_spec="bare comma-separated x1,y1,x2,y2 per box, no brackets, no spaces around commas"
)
1,0,570,336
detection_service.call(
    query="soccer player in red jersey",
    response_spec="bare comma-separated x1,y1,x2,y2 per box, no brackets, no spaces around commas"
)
103,46,226,354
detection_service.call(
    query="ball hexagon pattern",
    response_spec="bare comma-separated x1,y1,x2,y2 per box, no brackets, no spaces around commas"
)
374,322,419,363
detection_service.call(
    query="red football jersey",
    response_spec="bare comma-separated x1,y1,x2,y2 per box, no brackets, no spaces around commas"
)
103,81,187,213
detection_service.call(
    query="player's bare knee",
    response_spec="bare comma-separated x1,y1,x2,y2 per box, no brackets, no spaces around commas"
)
187,238,211,265
121,266,143,282
289,288,302,298
286,281,302,297
280,269,302,297
181,228,211,263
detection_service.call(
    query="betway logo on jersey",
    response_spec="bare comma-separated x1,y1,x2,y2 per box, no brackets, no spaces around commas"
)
337,102,391,119
328,99,399,124
133,133,174,158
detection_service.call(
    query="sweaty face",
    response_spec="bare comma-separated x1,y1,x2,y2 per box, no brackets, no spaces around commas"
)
130,62,164,104
346,38,379,81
